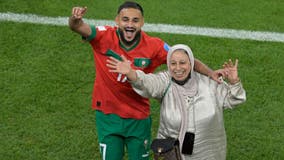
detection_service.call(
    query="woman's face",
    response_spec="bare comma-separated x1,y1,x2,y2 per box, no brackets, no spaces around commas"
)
169,50,191,81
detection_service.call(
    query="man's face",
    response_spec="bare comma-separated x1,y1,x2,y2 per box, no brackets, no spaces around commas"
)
115,8,144,42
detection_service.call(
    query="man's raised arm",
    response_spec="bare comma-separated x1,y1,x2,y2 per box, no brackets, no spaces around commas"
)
68,7,91,37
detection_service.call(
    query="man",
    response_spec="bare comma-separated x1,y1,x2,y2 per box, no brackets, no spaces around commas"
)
69,1,219,160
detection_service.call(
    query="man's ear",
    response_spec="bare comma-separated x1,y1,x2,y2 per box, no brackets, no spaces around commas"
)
141,17,145,27
115,15,119,26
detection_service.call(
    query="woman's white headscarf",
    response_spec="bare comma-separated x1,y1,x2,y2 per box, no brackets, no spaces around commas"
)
167,44,198,97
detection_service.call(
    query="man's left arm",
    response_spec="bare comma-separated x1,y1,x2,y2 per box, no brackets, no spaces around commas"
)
194,59,223,83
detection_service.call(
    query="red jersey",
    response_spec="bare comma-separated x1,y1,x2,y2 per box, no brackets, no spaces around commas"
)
86,25,169,119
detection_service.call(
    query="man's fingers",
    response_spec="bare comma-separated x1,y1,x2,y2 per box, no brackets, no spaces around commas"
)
228,59,234,66
81,7,87,14
72,7,87,19
223,62,228,68
121,55,128,62
110,56,120,62
107,57,119,66
234,59,239,68
106,62,119,72
223,59,239,68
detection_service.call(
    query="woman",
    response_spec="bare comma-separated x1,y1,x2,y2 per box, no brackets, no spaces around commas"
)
107,44,246,160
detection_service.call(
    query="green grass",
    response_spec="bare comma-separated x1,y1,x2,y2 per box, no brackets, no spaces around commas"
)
1,0,284,160
0,22,98,159
1,0,283,32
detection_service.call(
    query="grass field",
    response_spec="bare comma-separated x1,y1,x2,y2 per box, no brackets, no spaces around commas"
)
1,0,283,159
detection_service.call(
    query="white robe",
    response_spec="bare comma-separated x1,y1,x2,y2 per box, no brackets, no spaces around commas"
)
131,70,246,160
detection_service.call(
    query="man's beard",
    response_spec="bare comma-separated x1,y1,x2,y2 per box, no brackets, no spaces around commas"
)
118,29,141,46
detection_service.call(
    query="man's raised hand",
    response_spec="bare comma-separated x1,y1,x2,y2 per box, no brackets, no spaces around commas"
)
72,7,87,19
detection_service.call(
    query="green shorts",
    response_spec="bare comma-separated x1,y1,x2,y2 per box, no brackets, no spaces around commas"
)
95,111,151,160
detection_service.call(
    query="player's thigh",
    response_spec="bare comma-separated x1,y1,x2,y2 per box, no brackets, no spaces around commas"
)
126,118,151,160
95,111,124,138
95,111,125,160
126,136,151,160
99,135,124,160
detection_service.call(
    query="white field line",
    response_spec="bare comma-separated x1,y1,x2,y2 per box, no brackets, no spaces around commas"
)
1,12,284,43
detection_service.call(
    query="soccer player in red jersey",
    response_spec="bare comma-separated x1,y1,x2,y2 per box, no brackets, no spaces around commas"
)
69,1,220,160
